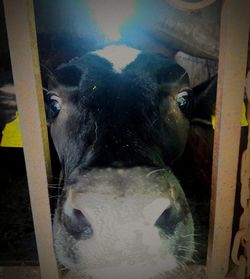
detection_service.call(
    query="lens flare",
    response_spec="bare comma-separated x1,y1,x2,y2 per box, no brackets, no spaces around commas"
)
87,0,135,41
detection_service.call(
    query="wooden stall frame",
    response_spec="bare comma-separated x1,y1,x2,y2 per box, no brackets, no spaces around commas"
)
206,1,250,279
3,0,59,279
1,0,250,279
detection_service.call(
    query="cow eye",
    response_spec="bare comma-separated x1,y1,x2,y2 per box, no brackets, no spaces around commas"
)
45,93,61,119
176,90,192,116
49,99,61,116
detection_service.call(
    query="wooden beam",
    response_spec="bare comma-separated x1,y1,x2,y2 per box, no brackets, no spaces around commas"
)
3,1,59,278
207,0,250,278
166,0,216,11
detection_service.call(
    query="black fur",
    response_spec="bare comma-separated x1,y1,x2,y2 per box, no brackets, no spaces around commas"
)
47,52,191,178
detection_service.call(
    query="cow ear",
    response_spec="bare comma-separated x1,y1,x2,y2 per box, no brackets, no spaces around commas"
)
191,75,217,126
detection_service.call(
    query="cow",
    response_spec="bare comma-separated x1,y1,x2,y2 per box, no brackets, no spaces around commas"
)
0,45,215,279
45,45,215,279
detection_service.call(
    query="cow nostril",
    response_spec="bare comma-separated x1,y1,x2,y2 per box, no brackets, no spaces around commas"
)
63,208,93,240
155,206,179,234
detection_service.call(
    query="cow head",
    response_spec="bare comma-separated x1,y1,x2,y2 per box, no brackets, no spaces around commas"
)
45,45,196,278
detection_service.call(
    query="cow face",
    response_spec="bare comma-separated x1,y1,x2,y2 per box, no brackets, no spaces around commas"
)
46,45,195,278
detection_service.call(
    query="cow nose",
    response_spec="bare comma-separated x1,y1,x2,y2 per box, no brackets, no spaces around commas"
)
62,191,93,240
154,202,190,235
63,208,93,240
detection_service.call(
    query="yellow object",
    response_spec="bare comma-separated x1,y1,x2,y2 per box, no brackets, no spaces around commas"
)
1,103,248,146
1,113,23,147
211,103,249,129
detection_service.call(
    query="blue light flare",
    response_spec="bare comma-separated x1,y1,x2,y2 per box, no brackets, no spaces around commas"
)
86,0,135,42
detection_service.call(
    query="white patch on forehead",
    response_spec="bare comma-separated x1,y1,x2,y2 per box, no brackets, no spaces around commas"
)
93,45,141,73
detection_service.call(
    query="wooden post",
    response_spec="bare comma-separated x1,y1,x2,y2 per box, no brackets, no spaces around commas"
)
3,1,59,278
207,1,250,278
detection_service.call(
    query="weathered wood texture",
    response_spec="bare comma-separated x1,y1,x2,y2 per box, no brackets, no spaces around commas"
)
3,1,59,279
206,0,250,278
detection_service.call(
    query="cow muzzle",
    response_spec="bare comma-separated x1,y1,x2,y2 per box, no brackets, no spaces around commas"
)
53,167,194,279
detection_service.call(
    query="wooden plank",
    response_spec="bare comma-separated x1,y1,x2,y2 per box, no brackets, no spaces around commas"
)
206,1,250,278
3,1,59,279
